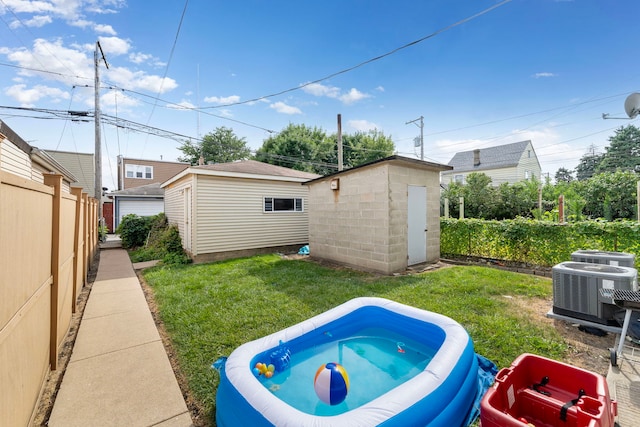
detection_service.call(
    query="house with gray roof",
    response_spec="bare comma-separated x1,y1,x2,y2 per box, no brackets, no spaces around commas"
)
162,160,320,263
109,182,165,229
440,140,541,186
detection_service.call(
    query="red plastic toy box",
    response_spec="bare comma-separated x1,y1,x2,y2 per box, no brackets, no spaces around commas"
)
480,353,616,427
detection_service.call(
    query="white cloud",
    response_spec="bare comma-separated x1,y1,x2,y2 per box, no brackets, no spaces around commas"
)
94,24,117,35
348,119,379,132
270,101,302,115
106,66,178,93
5,83,69,107
302,82,371,105
339,88,371,105
204,95,241,105
98,36,130,55
1,0,55,14
9,15,52,29
533,72,557,78
6,38,93,84
302,82,340,98
376,86,385,92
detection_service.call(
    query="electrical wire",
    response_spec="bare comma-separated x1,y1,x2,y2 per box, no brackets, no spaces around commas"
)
199,0,512,109
140,0,189,157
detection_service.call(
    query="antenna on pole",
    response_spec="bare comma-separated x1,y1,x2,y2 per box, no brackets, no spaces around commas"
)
405,116,424,160
337,114,343,171
94,41,108,222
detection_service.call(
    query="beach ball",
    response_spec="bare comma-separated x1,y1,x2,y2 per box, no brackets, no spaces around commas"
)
314,362,349,405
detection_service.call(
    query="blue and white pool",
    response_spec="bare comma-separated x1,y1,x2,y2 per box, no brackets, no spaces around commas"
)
216,297,481,426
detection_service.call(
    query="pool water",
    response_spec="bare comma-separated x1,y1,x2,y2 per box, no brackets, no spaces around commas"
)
258,327,435,416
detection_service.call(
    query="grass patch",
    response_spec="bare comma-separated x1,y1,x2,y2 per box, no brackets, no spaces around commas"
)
143,255,563,425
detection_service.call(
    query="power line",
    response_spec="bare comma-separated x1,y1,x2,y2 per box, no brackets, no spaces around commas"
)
199,0,512,109
140,0,190,157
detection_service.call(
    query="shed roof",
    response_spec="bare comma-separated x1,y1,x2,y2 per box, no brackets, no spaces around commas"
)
109,182,164,197
446,140,532,173
162,159,320,187
303,155,452,185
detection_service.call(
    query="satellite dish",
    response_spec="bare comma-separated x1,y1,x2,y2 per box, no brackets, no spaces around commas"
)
624,92,640,119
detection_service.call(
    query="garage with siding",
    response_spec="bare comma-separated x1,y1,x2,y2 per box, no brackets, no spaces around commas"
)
162,160,319,263
110,182,164,229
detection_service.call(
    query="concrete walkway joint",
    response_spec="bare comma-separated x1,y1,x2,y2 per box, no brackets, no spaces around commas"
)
49,244,193,427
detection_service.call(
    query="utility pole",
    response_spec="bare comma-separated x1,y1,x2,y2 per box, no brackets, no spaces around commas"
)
406,116,424,160
337,114,343,171
94,41,108,221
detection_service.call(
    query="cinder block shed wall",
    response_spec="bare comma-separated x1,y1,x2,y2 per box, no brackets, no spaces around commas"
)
308,161,443,275
387,163,442,271
308,163,392,274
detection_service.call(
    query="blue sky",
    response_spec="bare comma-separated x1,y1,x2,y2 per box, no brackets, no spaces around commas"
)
1,0,639,189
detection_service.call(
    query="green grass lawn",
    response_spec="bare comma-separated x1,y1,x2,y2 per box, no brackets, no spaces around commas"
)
142,255,565,425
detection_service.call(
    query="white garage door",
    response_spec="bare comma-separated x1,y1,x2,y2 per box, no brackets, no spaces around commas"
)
118,199,164,227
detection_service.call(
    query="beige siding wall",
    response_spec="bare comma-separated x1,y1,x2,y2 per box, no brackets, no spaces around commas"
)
163,175,194,253
195,175,310,255
309,164,392,273
122,159,188,189
516,142,542,180
46,151,94,197
441,166,520,186
0,140,32,179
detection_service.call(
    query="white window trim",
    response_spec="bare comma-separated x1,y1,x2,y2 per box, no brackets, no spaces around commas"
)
263,197,304,213
125,164,154,180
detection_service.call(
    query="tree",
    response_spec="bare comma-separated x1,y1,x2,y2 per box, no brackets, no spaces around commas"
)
575,150,604,181
255,124,396,175
461,173,497,219
596,125,640,174
335,129,395,168
177,126,251,165
255,123,332,174
578,170,638,220
554,167,574,183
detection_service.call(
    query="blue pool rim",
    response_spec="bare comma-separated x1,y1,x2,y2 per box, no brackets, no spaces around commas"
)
216,297,479,427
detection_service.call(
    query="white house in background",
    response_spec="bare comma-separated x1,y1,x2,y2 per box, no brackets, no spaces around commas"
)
440,140,541,186
162,160,320,263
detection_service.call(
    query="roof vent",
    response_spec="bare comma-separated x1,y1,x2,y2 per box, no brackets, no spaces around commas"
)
473,149,480,167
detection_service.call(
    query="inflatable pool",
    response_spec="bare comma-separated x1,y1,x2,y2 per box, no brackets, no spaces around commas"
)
216,297,481,426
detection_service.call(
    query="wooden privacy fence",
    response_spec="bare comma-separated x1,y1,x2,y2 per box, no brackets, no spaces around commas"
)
0,171,98,427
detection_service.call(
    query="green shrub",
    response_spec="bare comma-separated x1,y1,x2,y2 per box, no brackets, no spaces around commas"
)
122,213,191,265
441,218,640,267
116,214,154,248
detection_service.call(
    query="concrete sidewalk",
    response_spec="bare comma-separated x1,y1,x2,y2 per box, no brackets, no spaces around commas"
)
49,244,193,427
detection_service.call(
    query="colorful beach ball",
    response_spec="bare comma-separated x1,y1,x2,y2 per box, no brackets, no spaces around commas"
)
314,362,349,405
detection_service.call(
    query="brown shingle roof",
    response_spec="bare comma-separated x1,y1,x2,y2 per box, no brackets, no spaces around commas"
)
193,160,320,179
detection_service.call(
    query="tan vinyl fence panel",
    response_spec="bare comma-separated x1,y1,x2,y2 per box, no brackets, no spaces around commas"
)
0,171,54,427
0,170,98,427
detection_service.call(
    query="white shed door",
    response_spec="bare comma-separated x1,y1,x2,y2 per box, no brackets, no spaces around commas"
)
407,185,427,265
118,199,164,225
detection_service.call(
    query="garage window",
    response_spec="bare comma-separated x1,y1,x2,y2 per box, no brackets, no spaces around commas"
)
264,197,303,212
125,164,153,179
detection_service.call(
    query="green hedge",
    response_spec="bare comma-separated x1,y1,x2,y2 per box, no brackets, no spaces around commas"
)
441,218,640,267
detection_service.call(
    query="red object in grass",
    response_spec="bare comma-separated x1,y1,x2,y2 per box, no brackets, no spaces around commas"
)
480,353,616,427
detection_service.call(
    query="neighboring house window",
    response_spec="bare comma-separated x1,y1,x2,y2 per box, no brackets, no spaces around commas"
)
528,150,531,158
525,170,530,179
125,164,153,179
454,174,464,184
264,197,303,212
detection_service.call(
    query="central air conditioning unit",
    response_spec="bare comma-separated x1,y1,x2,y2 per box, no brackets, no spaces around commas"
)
571,250,636,268
552,261,637,325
